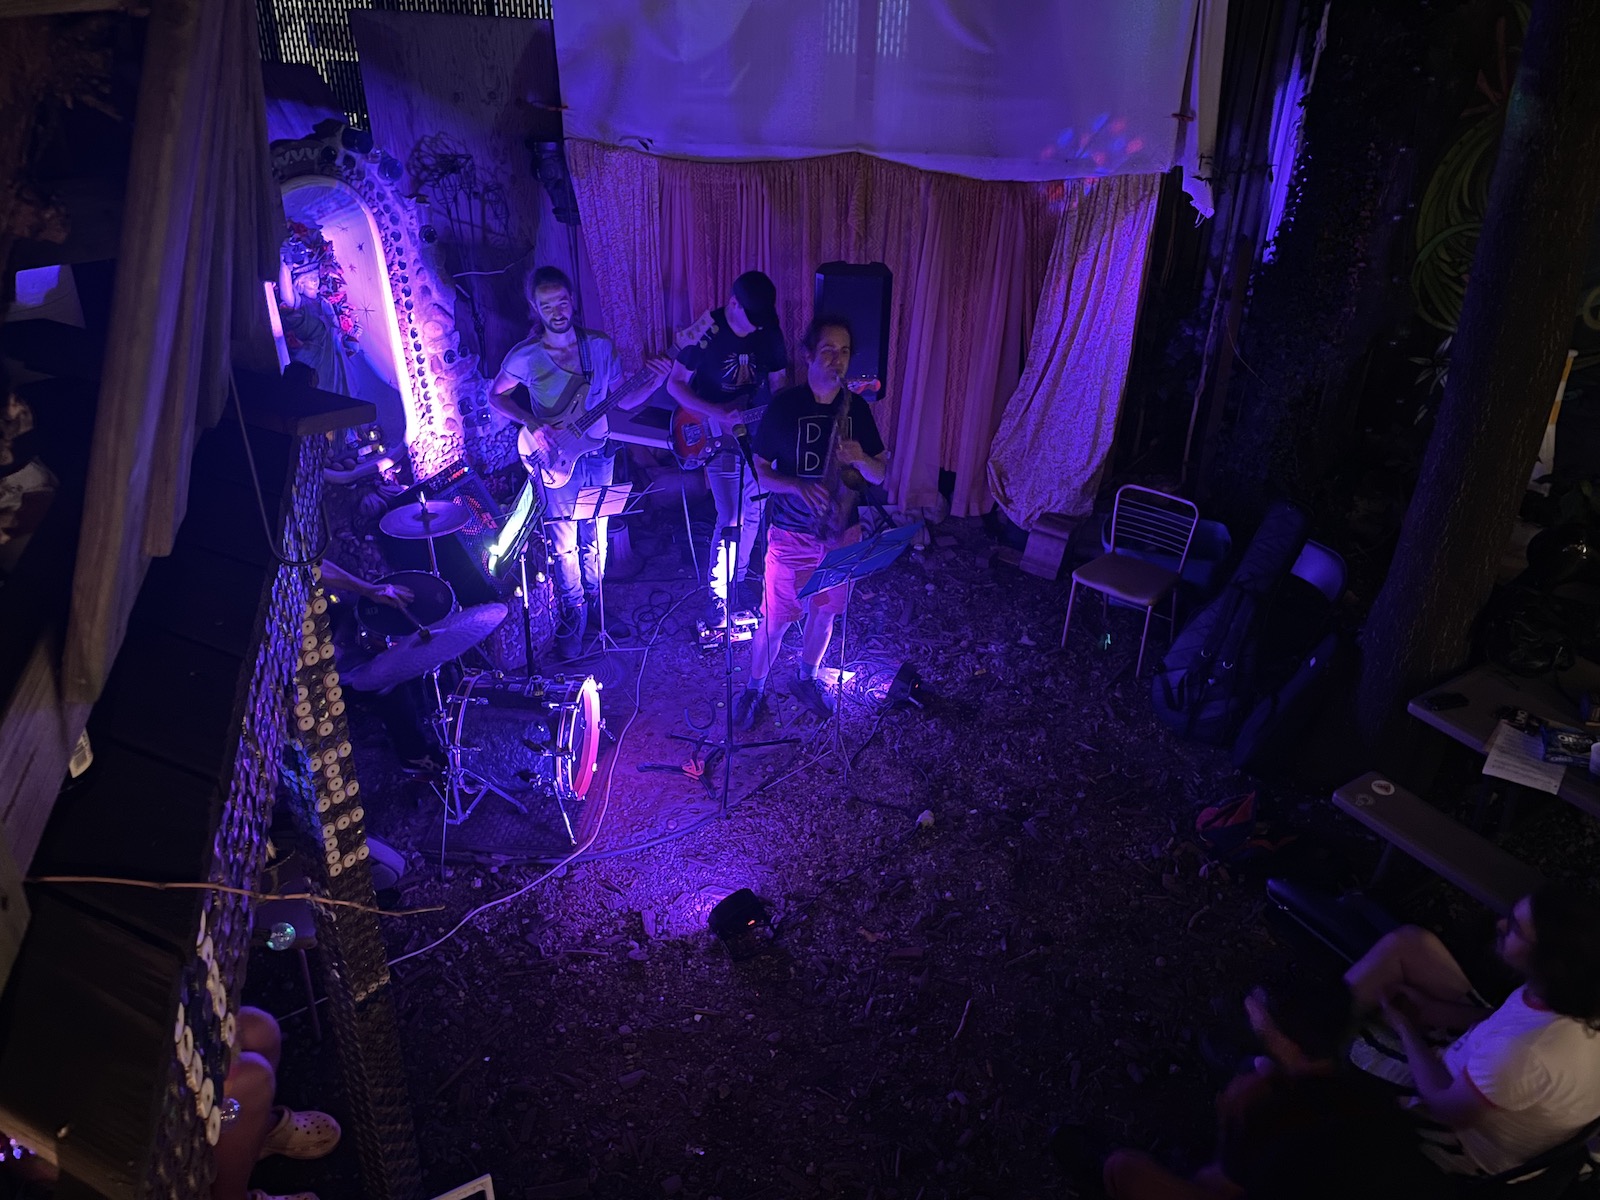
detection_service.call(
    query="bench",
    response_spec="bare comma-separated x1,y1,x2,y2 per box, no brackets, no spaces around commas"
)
1332,772,1544,914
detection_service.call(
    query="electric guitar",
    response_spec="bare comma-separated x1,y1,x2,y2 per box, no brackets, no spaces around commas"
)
517,311,718,488
669,394,772,470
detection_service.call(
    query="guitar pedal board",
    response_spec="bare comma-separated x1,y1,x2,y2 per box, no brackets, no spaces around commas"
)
695,610,761,650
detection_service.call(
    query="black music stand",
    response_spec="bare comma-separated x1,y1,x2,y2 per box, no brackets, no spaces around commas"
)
795,519,922,782
563,480,642,655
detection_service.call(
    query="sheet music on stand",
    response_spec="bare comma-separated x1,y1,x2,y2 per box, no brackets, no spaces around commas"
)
543,480,636,523
543,480,644,655
795,519,922,600
795,520,922,781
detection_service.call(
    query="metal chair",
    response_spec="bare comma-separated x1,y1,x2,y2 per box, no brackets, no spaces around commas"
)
1062,485,1199,675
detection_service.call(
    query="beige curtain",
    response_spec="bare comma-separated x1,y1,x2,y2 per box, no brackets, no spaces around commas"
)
63,0,281,703
988,173,1164,528
564,138,664,370
568,140,1061,516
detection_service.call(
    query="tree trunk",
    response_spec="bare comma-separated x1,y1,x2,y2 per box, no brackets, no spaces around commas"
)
1355,0,1600,751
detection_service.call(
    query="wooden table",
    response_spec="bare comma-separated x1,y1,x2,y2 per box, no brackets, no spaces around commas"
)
1408,660,1600,822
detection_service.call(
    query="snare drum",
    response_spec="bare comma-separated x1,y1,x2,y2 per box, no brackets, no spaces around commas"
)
446,673,602,804
355,570,456,639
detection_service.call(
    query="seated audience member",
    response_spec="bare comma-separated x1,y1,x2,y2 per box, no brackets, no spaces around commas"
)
1343,885,1600,1177
216,1006,340,1200
1098,1066,1440,1200
0,365,59,575
1244,975,1356,1074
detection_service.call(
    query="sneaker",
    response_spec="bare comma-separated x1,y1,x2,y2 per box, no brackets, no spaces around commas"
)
733,689,768,731
791,675,836,718
704,594,729,629
735,577,764,614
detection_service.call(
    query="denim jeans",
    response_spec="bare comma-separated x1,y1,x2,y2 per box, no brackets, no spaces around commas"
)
539,449,613,617
705,448,762,603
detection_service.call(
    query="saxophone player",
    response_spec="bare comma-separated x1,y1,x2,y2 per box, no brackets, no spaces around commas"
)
734,315,887,727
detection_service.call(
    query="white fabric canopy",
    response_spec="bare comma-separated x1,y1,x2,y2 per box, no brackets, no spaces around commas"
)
554,0,1224,205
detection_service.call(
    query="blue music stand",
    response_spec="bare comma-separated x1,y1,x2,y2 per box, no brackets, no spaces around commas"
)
795,519,922,779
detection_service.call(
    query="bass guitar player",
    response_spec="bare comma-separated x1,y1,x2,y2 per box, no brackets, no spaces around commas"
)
490,265,671,660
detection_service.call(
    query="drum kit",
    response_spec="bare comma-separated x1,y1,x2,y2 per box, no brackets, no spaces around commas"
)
344,495,602,845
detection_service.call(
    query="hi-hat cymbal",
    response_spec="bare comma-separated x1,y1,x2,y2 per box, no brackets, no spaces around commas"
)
342,603,508,692
380,498,471,540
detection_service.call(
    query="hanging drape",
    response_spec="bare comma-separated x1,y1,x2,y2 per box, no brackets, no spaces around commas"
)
988,173,1163,529
554,0,1226,199
63,0,282,704
568,141,1061,516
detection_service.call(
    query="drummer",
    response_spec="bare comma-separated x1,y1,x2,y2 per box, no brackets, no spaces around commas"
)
316,559,442,773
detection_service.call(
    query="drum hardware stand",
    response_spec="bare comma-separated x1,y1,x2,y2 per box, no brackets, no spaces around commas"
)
428,673,538,876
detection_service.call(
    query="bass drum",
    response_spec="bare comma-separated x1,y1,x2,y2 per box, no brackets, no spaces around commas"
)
447,673,602,804
355,570,456,638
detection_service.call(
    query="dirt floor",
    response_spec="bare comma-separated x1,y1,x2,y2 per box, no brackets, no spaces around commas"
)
244,507,1600,1200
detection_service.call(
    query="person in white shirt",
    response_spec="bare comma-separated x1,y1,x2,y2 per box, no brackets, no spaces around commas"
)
1344,885,1600,1176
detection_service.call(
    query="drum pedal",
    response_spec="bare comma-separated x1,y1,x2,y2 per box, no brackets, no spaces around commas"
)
696,610,759,650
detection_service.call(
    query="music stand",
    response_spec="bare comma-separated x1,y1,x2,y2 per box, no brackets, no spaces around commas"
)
564,480,642,655
795,519,922,783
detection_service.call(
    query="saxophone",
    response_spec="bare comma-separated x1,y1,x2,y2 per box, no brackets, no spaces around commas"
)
813,393,866,542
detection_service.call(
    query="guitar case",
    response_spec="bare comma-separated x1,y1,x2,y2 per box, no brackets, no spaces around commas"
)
1231,627,1349,774
1151,501,1310,745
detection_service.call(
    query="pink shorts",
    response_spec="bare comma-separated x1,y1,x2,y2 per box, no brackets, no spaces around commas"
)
763,524,862,626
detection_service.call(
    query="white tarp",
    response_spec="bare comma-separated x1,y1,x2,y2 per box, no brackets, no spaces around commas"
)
553,0,1224,207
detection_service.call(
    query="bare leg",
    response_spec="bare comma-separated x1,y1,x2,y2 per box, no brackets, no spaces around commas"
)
748,616,791,684
1344,926,1474,1012
236,1006,282,1072
799,608,833,672
214,1052,275,1200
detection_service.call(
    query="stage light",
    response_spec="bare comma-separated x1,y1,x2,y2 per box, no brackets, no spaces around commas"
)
708,888,769,942
886,662,926,709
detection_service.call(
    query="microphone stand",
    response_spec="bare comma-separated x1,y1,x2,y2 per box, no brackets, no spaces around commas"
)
690,413,798,818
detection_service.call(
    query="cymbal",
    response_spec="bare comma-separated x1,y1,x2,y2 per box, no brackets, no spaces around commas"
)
380,498,470,540
342,603,508,692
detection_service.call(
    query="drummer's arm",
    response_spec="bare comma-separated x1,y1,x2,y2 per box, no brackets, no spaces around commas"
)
317,559,375,602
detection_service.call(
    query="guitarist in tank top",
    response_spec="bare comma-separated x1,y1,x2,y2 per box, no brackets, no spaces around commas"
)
490,265,668,660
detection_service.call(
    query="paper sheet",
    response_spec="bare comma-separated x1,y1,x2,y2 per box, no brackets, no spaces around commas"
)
1482,720,1566,795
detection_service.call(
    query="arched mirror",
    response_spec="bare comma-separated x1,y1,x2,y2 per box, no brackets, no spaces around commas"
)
270,121,506,481
278,176,412,454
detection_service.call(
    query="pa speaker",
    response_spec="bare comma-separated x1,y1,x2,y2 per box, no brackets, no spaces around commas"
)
814,262,892,400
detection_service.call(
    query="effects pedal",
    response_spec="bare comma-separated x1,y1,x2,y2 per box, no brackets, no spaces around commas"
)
696,610,759,650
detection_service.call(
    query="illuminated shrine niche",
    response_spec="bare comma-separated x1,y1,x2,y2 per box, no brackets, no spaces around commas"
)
271,121,493,481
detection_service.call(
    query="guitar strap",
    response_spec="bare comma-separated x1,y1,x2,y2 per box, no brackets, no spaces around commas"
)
553,369,587,419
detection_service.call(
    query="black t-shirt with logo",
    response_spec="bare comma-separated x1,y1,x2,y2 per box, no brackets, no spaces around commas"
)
752,383,885,534
676,306,788,408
